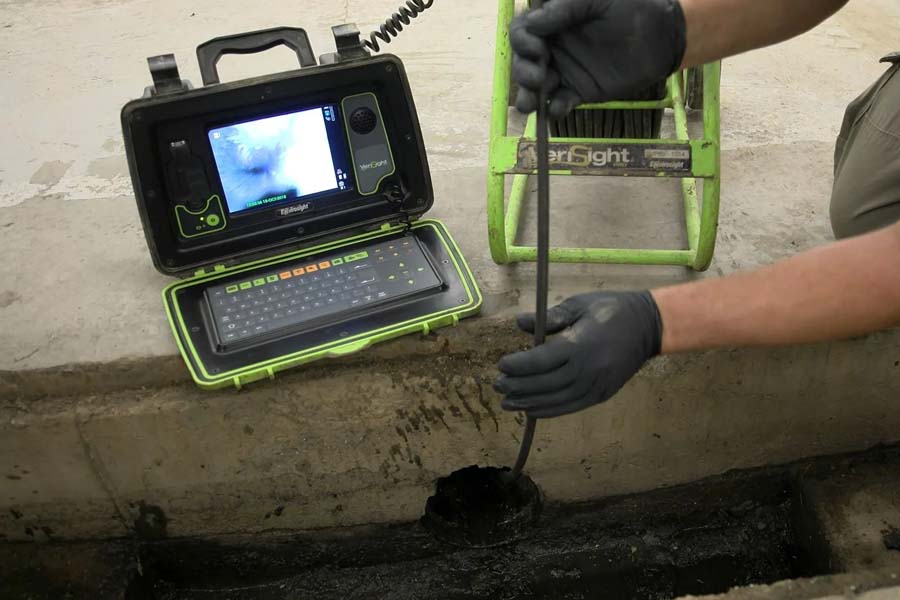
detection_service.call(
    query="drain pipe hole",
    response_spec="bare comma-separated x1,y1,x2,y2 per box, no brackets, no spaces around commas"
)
422,466,542,548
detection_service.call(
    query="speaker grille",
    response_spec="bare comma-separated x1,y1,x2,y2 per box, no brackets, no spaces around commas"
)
349,108,377,135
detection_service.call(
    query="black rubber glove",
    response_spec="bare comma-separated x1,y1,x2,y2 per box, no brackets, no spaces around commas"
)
510,0,688,118
494,292,663,418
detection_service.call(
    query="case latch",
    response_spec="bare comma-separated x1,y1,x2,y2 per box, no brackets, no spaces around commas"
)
319,24,371,65
144,54,193,97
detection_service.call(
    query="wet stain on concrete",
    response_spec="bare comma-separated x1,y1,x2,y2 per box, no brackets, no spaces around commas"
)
6,475,21,481
28,160,73,186
9,509,22,520
132,502,168,540
264,506,285,520
86,156,128,180
243,424,255,435
0,290,21,308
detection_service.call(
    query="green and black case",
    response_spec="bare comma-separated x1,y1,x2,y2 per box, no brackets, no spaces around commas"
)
121,26,482,390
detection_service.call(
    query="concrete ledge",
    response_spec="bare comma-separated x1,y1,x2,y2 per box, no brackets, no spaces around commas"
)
680,568,900,600
2,318,900,541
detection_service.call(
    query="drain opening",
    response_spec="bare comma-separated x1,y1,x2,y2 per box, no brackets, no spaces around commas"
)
422,465,542,548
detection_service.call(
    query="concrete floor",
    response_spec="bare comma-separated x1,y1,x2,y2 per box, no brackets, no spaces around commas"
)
2,0,900,549
1,0,898,369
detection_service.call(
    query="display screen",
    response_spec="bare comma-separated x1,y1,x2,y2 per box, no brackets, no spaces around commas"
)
208,105,353,214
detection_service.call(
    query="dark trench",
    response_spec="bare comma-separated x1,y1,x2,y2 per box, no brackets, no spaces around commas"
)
7,443,882,600
123,464,830,600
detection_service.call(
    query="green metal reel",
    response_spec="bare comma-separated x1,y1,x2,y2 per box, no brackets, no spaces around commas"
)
488,0,722,271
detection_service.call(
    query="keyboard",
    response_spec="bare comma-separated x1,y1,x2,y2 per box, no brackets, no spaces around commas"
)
205,236,443,349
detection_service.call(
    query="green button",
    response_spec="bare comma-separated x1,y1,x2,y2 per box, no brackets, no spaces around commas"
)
332,257,344,266
398,262,405,268
408,279,415,285
253,278,266,287
240,282,252,290
266,275,279,283
206,214,221,227
388,275,396,280
344,251,369,263
226,285,239,294
417,267,425,272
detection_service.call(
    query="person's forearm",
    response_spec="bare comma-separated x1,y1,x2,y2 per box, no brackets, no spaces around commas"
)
652,222,900,353
679,0,849,68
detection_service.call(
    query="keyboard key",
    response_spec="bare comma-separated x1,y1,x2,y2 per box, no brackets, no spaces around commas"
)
344,251,369,263
206,237,440,348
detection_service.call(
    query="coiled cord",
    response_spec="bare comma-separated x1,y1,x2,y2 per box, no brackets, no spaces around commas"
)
364,0,436,53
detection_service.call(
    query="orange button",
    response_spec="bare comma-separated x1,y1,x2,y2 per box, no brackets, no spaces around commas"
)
280,272,292,280
292,268,305,276
318,261,331,269
306,264,318,273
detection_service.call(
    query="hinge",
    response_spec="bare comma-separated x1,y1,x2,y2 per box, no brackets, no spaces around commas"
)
385,183,413,231
193,264,227,278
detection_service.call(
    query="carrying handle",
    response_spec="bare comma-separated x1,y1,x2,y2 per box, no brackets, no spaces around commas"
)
196,27,316,86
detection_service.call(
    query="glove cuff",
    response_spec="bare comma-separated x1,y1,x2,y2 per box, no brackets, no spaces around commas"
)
639,291,664,358
667,0,689,76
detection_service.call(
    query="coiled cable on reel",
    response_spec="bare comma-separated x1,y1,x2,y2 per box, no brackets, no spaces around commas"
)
364,0,436,53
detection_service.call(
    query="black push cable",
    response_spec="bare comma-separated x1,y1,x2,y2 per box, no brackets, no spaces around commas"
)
509,0,549,482
359,0,545,482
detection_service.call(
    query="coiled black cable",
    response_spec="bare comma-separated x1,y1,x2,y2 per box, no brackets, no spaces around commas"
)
364,0,436,53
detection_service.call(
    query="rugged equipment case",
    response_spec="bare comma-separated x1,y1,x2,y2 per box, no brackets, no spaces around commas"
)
120,26,482,389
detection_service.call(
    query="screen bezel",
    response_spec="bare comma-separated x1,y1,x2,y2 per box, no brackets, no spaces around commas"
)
206,103,356,217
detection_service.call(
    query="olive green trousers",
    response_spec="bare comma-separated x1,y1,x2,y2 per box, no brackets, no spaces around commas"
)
831,53,900,238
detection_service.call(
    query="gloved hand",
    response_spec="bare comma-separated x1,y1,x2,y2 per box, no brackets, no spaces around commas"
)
494,291,663,418
510,0,688,118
